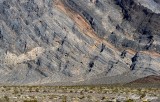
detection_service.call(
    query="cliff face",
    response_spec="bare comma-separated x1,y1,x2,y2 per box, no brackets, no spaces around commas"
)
0,0,160,85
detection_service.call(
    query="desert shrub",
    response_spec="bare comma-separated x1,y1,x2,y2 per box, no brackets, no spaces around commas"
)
4,96,9,102
140,93,146,99
13,89,19,94
125,99,134,102
23,99,37,102
62,95,67,102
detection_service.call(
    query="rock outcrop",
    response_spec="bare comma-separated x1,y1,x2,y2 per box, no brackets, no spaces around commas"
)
0,0,160,85
130,75,160,84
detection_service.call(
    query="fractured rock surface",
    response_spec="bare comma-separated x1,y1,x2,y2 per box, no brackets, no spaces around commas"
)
0,0,160,85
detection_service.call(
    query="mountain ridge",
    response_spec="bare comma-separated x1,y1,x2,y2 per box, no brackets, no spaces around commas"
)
0,0,160,85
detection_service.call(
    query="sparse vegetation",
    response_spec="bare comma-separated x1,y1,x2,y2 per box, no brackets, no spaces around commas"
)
23,100,38,102
125,99,134,102
0,85,159,102
4,95,9,102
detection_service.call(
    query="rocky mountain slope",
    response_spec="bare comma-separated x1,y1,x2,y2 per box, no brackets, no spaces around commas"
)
0,0,160,85
130,75,160,84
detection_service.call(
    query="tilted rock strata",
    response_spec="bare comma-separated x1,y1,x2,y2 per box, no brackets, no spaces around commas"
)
0,0,160,85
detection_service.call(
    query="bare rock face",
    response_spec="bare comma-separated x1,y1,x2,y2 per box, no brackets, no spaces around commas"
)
0,0,160,85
